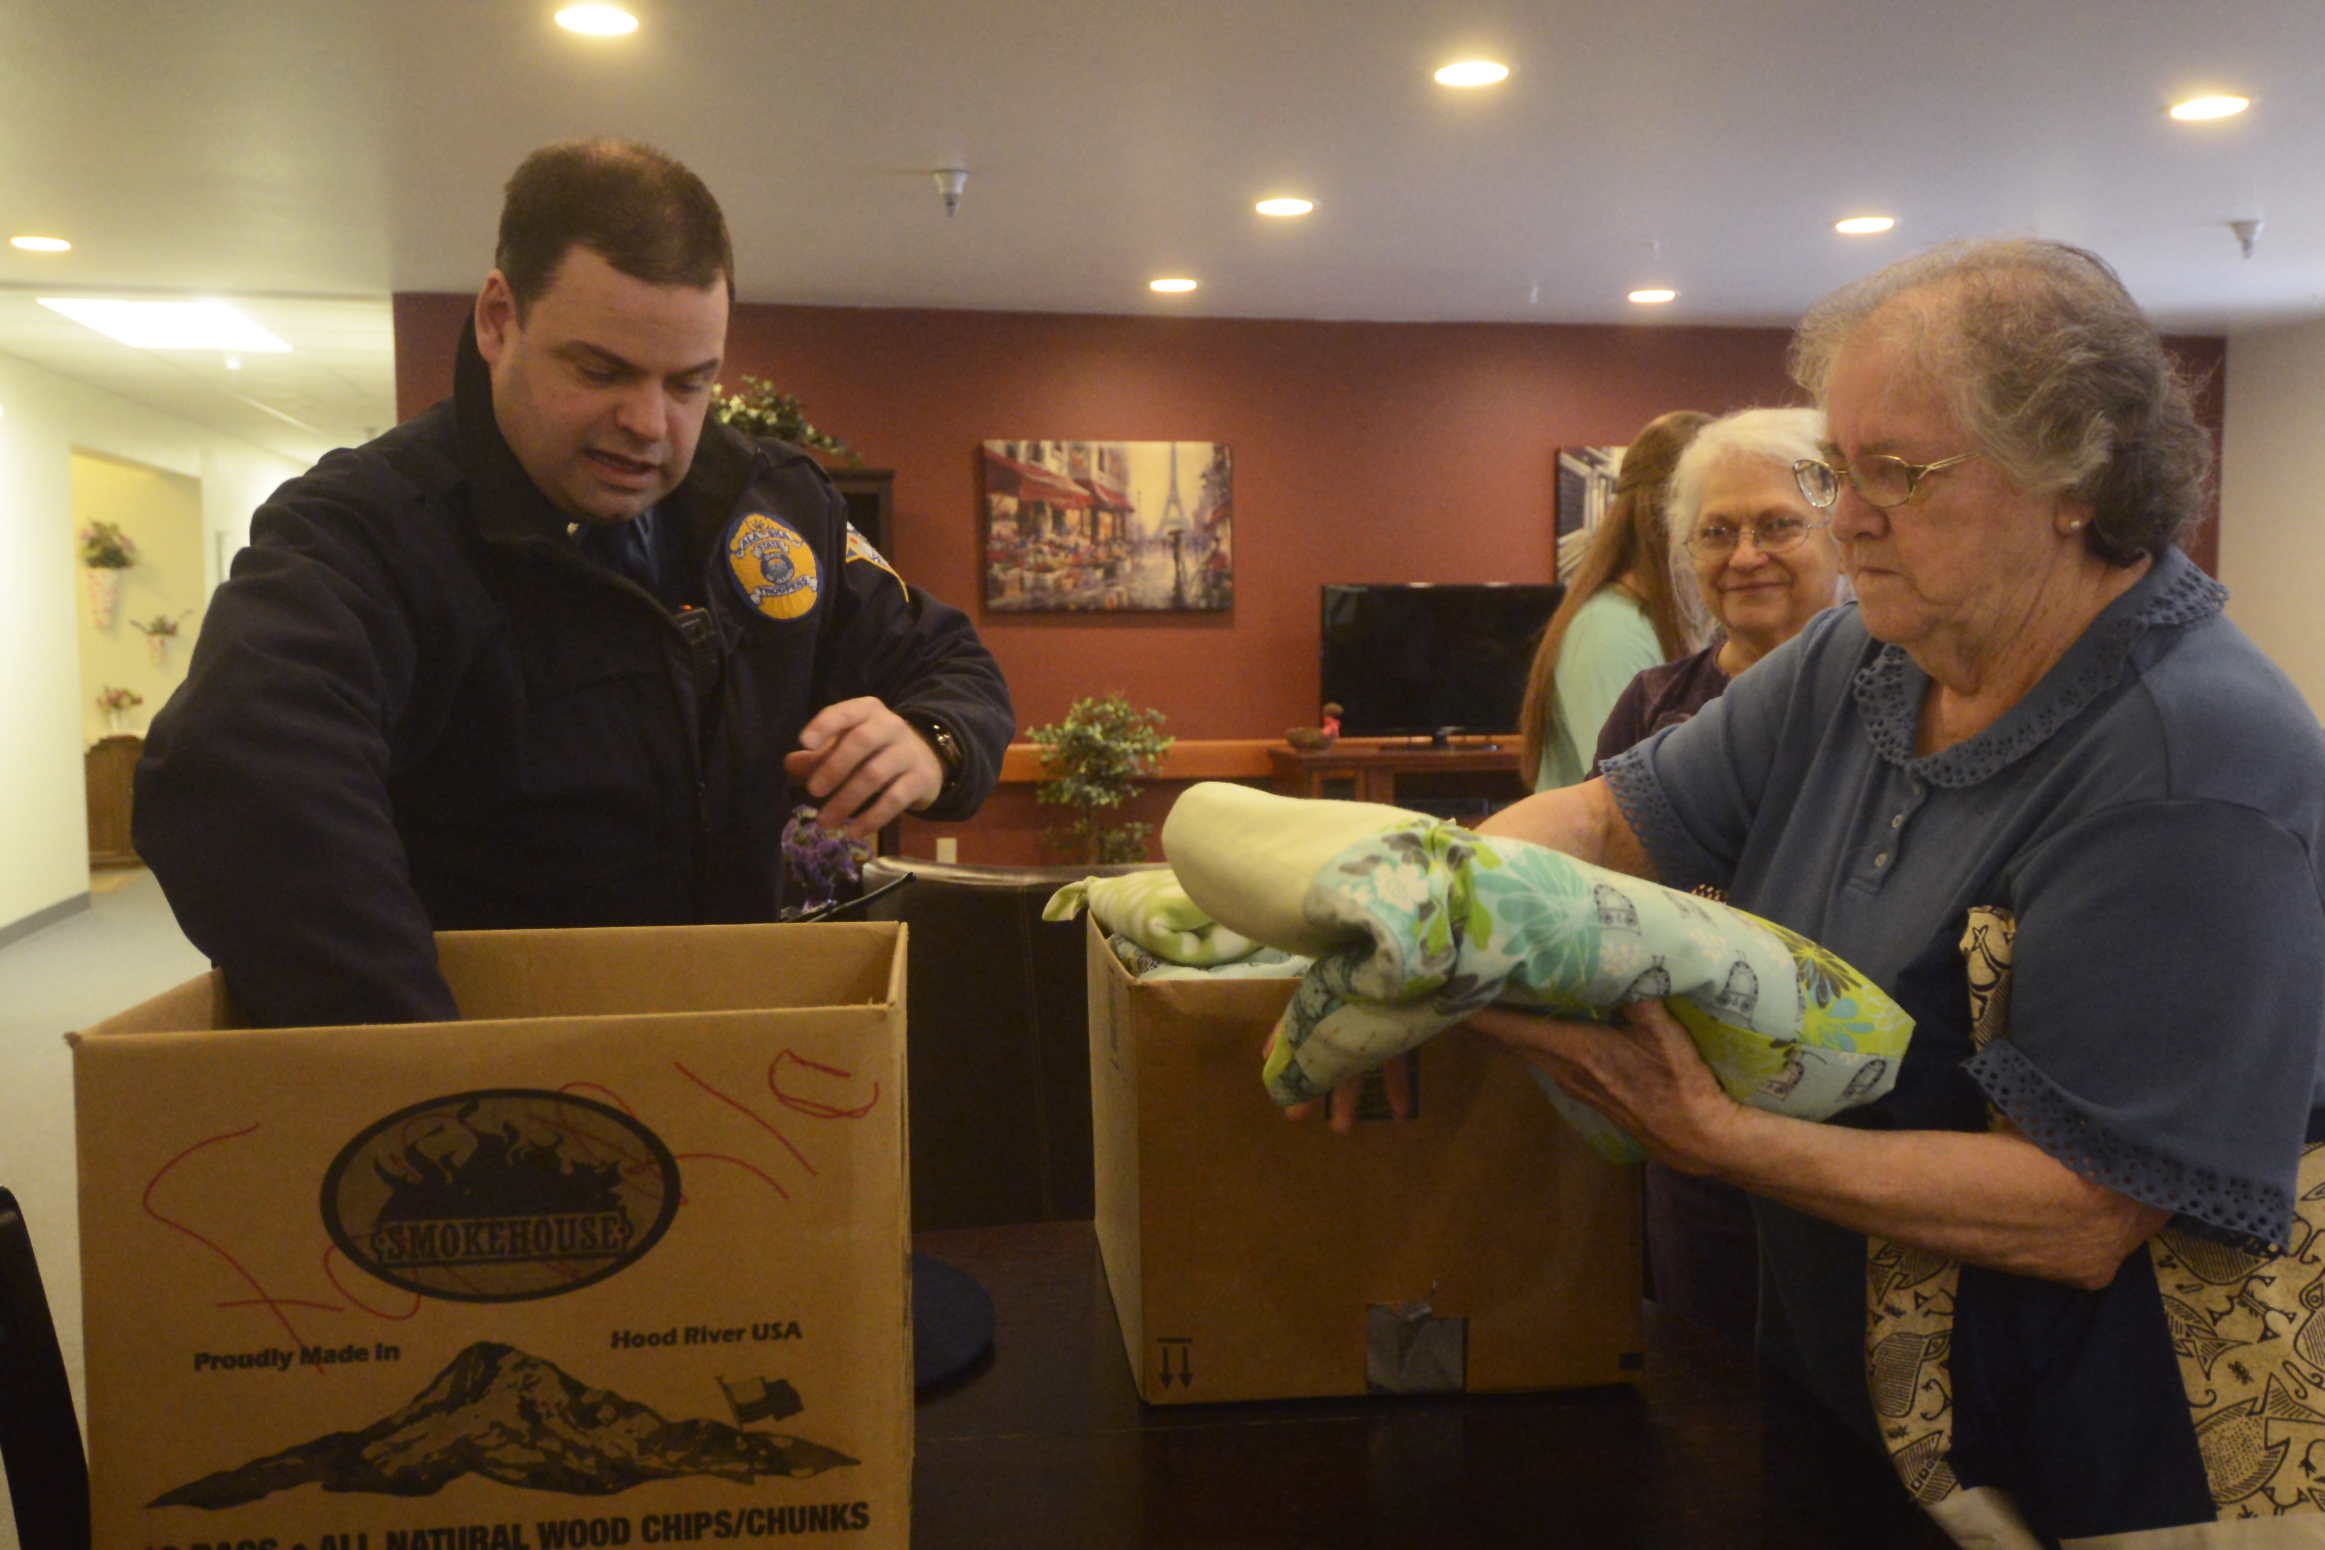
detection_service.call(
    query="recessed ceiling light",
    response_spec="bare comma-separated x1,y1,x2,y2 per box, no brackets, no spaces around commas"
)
38,299,292,352
1835,216,1895,235
1629,289,1677,305
1255,198,1314,217
11,235,70,253
1150,278,1198,294
557,5,638,35
1434,61,1509,87
2169,95,2249,121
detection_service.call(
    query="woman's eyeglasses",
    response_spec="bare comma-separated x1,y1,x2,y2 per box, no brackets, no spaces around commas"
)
1793,452,1975,510
1683,515,1831,558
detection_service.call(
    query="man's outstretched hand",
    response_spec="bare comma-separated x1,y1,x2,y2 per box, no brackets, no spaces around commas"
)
783,697,945,839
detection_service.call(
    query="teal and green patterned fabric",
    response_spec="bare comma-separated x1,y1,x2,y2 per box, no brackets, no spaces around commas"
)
1161,783,1914,1162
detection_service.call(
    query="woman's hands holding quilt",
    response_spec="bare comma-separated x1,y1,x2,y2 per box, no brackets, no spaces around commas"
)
1465,999,1755,1175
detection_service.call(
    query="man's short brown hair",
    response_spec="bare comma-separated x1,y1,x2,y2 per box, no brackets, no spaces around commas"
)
495,139,734,314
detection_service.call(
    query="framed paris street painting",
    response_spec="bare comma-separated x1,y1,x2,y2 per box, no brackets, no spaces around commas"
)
1555,443,1625,581
980,440,1233,612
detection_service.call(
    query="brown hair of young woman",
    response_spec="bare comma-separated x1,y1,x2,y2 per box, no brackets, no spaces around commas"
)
1517,409,1712,786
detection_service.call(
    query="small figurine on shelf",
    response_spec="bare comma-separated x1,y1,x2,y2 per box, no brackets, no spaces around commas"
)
1285,702,1344,753
96,684,144,735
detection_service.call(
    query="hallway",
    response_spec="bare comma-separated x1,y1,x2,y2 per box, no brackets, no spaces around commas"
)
0,868,207,1550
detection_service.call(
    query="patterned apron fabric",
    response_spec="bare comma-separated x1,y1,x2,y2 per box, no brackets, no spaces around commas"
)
1867,907,2325,1547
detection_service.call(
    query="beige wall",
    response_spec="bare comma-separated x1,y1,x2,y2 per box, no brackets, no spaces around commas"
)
2220,319,2325,720
0,347,305,935
72,451,205,745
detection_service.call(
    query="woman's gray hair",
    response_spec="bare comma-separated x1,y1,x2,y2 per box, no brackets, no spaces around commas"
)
1788,238,2210,566
1663,406,1832,642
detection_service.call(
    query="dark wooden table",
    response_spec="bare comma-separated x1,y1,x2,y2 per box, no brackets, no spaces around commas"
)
912,1222,1952,1549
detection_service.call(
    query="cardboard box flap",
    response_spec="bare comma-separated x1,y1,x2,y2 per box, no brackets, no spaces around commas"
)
440,921,902,1020
68,971,241,1042
71,923,907,1043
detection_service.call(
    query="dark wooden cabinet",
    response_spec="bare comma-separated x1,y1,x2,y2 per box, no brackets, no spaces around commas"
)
86,734,143,868
1269,740,1521,805
827,466,894,560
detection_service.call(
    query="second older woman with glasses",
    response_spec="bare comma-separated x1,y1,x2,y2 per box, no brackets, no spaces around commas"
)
1588,406,1844,1348
1594,407,1843,759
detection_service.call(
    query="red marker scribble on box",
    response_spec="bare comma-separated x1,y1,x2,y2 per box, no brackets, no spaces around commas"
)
569,1077,789,1205
143,1124,338,1369
675,1061,818,1178
770,1050,880,1120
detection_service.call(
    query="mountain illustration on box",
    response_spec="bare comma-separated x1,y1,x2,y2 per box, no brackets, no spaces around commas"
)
151,1342,855,1508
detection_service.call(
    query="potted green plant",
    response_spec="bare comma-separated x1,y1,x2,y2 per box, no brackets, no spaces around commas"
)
1027,694,1174,864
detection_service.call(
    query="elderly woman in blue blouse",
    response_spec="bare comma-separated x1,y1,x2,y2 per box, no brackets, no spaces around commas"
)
1472,240,2325,1547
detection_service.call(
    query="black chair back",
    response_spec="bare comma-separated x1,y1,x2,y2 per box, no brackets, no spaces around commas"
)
0,1186,90,1550
862,857,1161,1230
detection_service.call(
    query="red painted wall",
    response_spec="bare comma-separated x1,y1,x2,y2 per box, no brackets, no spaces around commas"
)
394,294,2224,860
396,294,1811,740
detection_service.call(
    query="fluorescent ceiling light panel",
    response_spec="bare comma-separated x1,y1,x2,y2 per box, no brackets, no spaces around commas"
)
1256,198,1314,217
1150,278,1198,293
39,299,292,351
1629,289,1677,304
2170,95,2248,120
1835,216,1895,234
1435,61,1509,86
558,5,638,34
11,235,71,252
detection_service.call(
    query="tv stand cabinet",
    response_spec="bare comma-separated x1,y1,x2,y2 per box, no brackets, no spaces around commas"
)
1268,740,1522,807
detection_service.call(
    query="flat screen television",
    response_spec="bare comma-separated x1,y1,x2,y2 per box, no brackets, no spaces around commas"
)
1320,582,1566,740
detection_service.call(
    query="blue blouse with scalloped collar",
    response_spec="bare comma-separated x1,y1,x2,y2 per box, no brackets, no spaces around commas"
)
1603,546,2325,1445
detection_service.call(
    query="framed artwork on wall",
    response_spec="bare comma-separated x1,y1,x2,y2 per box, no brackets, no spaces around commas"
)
1554,444,1625,580
981,440,1232,612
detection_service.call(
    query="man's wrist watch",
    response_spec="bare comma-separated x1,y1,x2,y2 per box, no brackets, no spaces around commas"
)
911,716,965,798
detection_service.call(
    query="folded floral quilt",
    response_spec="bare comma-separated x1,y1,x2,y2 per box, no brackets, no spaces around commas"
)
1105,933,1309,982
1042,867,1266,966
1160,783,1914,1162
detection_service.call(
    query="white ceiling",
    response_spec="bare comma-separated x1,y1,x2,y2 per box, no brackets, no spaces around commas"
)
3,1,2319,465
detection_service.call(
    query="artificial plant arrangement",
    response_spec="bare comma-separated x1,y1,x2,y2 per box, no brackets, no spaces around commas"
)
710,378,859,464
96,685,143,731
79,521,139,629
78,522,139,569
779,805,874,917
1028,694,1174,864
132,612,185,666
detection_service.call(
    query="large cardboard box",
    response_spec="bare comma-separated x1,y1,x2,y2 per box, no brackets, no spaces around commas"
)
1087,916,1642,1403
73,922,911,1550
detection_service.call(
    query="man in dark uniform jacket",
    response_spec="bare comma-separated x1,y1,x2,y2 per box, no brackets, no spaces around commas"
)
134,139,1013,1028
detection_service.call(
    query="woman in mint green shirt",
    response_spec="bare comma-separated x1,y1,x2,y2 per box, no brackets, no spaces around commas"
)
1519,411,1708,790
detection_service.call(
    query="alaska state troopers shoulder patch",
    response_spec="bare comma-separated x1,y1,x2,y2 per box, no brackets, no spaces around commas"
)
726,513,821,621
845,522,903,587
